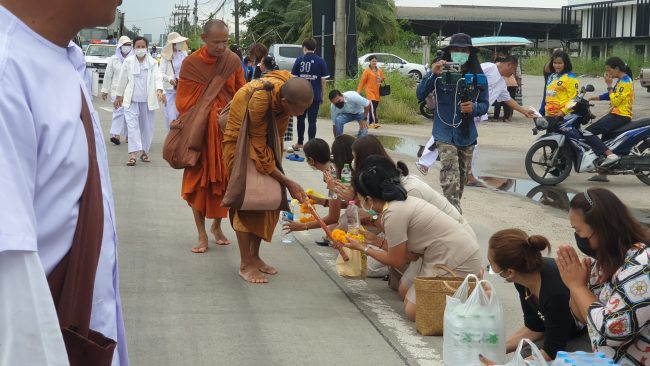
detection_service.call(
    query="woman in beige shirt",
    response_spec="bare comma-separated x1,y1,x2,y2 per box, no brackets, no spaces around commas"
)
338,155,482,321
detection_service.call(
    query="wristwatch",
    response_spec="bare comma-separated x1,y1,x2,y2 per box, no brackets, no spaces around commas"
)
364,245,370,254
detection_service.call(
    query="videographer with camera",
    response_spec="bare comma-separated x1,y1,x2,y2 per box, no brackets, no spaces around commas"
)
416,33,489,213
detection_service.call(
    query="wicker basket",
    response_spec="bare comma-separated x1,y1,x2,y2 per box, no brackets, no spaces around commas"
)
415,265,476,336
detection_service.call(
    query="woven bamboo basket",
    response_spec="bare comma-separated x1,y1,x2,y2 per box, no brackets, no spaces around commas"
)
414,265,476,336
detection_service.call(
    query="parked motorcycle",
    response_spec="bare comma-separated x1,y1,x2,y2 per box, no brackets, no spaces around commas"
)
525,84,650,186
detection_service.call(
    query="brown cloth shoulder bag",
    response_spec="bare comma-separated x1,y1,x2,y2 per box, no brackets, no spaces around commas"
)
163,50,242,169
46,90,116,366
221,83,289,211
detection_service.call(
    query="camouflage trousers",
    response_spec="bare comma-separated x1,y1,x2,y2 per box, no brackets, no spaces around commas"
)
438,142,474,213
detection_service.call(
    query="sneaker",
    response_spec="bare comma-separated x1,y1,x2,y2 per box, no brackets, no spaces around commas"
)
600,154,620,167
286,147,294,153
291,144,303,151
588,174,610,182
415,162,428,175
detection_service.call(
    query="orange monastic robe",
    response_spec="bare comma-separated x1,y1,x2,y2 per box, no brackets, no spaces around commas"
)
177,47,246,218
222,70,292,241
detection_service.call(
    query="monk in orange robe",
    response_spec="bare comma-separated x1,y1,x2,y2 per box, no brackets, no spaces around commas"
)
176,20,246,253
223,72,313,283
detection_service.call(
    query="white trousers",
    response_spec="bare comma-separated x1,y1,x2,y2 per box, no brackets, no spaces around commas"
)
109,96,127,137
125,102,155,154
418,120,481,177
163,90,178,131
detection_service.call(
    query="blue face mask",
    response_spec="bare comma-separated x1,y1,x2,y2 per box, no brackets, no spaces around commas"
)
451,52,470,65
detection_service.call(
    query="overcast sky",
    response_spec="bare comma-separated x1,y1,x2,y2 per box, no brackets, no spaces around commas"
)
119,0,570,42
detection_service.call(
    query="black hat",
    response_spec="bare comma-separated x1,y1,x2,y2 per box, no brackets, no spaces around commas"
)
443,33,478,52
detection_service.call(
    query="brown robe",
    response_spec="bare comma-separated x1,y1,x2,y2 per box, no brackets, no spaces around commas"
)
222,70,291,241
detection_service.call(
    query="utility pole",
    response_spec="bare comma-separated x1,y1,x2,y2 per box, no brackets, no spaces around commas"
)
334,0,346,80
193,0,198,37
234,0,240,45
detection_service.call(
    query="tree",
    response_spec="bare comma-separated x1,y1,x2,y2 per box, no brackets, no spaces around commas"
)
123,25,141,40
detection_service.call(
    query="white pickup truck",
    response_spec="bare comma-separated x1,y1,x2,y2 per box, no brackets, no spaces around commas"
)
640,68,650,92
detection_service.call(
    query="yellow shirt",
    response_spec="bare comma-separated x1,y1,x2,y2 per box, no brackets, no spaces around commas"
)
600,75,634,118
545,72,579,116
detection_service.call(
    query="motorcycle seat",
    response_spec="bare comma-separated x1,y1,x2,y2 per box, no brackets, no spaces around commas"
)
610,117,650,135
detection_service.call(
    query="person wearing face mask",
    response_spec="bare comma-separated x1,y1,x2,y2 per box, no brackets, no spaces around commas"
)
328,89,371,138
415,33,489,213
556,188,650,365
337,155,481,321
114,36,165,166
101,35,132,145
480,229,586,365
159,31,189,131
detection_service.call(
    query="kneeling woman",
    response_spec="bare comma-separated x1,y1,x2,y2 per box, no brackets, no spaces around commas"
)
486,229,585,362
342,156,481,320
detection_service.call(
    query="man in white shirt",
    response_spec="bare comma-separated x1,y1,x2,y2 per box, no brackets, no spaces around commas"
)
329,89,371,137
416,56,535,178
0,0,128,365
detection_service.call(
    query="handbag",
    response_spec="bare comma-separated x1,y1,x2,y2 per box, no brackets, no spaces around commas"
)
379,84,391,96
414,264,475,336
162,50,241,169
221,83,289,211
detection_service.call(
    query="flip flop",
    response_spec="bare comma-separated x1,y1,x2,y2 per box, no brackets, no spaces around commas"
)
126,158,136,166
110,136,121,145
286,153,304,162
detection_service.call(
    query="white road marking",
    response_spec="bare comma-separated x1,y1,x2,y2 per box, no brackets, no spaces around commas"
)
318,252,443,365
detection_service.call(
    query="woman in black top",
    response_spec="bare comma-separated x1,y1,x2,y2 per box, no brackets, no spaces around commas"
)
482,228,585,363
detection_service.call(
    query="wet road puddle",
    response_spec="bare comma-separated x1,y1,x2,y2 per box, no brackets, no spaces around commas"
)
373,135,650,226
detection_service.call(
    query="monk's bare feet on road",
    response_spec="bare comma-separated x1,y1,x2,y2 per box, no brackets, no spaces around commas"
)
239,266,268,284
255,258,278,275
210,224,230,245
191,234,209,253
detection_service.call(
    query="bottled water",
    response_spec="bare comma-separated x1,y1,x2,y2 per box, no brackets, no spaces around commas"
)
345,201,360,235
280,199,294,244
327,164,338,199
341,163,352,186
551,351,619,366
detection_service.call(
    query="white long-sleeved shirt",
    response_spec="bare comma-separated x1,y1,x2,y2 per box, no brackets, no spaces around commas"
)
115,54,164,110
159,50,187,91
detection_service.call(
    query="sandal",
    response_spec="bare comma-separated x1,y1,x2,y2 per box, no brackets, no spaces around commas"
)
140,154,151,163
110,136,121,145
286,153,304,162
291,144,303,151
126,158,136,166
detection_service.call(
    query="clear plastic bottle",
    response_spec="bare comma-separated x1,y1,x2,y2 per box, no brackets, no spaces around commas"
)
341,163,352,186
327,164,338,199
345,201,360,235
280,199,294,244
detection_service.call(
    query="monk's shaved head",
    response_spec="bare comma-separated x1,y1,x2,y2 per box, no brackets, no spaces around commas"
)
203,19,228,35
201,19,229,56
280,78,314,116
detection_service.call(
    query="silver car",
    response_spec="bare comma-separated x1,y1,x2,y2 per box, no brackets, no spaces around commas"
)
358,53,427,81
268,44,304,71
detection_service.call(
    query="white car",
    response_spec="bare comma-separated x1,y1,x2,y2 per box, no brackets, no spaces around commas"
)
268,44,304,71
358,53,427,81
84,44,116,82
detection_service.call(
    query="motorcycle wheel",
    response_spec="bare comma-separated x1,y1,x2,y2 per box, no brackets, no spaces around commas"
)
419,101,434,119
636,140,650,186
525,140,574,185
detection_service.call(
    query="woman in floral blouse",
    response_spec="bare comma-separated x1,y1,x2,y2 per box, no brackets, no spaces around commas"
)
556,187,650,365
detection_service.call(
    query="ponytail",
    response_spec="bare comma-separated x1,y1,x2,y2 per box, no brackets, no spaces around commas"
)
605,56,633,79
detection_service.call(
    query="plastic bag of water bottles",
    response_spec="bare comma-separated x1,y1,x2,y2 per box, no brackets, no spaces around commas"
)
497,338,548,366
443,274,506,365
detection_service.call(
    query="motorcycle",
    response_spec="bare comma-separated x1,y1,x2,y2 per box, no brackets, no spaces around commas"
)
525,84,650,186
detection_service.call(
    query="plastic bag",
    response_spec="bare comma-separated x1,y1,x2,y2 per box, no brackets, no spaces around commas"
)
443,275,505,366
335,247,367,279
496,339,548,366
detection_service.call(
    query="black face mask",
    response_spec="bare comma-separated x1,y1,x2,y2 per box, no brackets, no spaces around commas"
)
334,101,345,109
574,232,597,257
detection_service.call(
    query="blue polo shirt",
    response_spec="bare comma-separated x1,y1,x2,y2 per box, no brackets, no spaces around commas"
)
291,52,329,102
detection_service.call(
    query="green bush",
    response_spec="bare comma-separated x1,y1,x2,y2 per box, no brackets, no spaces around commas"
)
318,71,422,125
522,54,650,76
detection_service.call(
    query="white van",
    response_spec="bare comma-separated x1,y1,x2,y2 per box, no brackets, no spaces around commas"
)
268,44,303,71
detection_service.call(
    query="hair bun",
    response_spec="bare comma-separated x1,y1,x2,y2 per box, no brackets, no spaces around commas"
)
380,177,407,201
527,235,551,253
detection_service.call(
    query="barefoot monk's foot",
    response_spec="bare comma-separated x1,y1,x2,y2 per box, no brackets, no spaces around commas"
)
239,266,268,284
254,257,278,275
191,234,209,253
210,223,231,245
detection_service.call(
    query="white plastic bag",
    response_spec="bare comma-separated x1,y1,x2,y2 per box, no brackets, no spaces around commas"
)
443,275,506,366
497,339,548,366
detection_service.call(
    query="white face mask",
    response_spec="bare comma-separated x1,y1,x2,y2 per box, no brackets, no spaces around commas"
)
121,45,132,54
135,48,148,58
